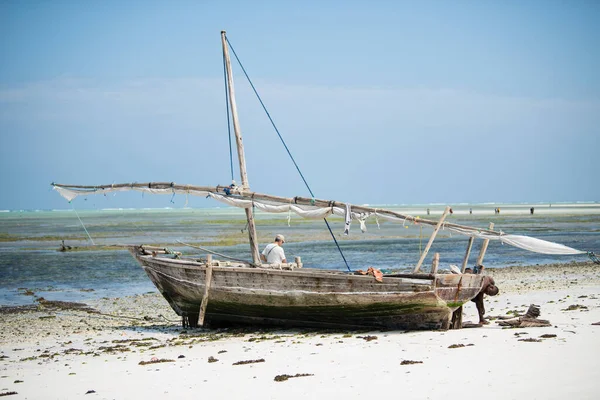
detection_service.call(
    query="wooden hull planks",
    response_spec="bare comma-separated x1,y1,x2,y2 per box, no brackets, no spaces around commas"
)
129,246,485,331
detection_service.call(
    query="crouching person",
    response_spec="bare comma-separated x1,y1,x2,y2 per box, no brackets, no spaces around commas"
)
472,276,499,324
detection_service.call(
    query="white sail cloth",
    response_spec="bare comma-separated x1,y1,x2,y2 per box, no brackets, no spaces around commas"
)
54,185,586,256
498,235,585,255
208,193,371,223
54,185,209,202
198,194,586,255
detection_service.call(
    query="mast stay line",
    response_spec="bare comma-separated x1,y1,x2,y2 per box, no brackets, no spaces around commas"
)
225,34,352,271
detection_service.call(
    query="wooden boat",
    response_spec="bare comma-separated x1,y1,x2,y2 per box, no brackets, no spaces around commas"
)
52,31,590,330
128,244,483,330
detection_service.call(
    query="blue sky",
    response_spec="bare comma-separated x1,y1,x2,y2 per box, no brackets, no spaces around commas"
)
1,0,599,210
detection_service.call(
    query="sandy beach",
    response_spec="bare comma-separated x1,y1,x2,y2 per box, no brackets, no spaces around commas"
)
1,261,599,399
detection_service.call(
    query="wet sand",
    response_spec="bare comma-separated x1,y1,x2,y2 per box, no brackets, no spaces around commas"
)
1,261,599,399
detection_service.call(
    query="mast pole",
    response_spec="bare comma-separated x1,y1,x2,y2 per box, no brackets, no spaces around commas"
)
221,30,260,264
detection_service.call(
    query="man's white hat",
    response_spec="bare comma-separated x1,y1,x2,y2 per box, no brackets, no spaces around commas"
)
275,234,285,243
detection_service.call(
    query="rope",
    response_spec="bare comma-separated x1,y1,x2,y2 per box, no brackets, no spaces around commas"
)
122,210,161,245
54,310,179,323
323,219,351,272
70,202,95,245
226,37,314,195
589,252,600,265
176,240,259,267
222,43,235,182
225,36,351,272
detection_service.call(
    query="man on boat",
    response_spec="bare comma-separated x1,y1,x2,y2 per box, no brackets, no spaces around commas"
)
260,234,287,264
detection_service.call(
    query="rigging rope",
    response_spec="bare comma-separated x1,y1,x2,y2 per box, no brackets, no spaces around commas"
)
70,202,95,245
226,37,314,195
176,240,260,267
225,36,351,272
222,43,235,183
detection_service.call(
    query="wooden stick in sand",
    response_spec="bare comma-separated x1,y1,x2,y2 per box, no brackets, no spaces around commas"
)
198,265,213,327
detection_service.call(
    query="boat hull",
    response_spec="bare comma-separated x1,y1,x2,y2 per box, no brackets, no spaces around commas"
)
130,247,484,330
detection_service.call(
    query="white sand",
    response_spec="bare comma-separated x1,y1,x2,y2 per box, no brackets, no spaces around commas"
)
1,262,599,399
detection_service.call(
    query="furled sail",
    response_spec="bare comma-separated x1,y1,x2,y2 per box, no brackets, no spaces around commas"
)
52,182,587,256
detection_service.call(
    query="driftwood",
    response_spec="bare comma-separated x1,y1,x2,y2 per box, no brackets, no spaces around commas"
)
496,305,551,328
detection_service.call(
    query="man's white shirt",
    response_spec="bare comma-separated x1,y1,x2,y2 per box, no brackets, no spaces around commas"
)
262,243,286,263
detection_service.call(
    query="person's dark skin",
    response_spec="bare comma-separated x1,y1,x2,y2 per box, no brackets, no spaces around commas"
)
471,276,499,324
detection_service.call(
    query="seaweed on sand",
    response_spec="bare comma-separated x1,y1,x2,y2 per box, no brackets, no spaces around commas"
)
138,358,174,366
274,373,313,382
232,358,265,366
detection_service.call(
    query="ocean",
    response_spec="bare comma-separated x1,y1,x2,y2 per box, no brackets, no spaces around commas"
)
1,202,598,306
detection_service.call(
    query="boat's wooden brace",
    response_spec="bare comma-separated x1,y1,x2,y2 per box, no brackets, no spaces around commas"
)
198,262,213,327
476,222,495,266
451,222,495,329
431,252,440,274
461,237,475,273
413,206,451,273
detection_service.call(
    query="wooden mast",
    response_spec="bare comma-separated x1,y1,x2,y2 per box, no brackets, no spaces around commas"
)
221,31,260,264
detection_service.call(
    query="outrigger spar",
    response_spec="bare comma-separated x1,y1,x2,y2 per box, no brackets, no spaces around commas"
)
52,181,589,260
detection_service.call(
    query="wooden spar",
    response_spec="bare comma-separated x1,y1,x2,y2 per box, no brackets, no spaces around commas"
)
221,31,260,265
461,237,475,273
475,222,494,266
221,31,249,190
198,265,213,326
413,206,451,273
454,233,478,329
53,182,501,238
454,242,473,329
430,252,439,274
